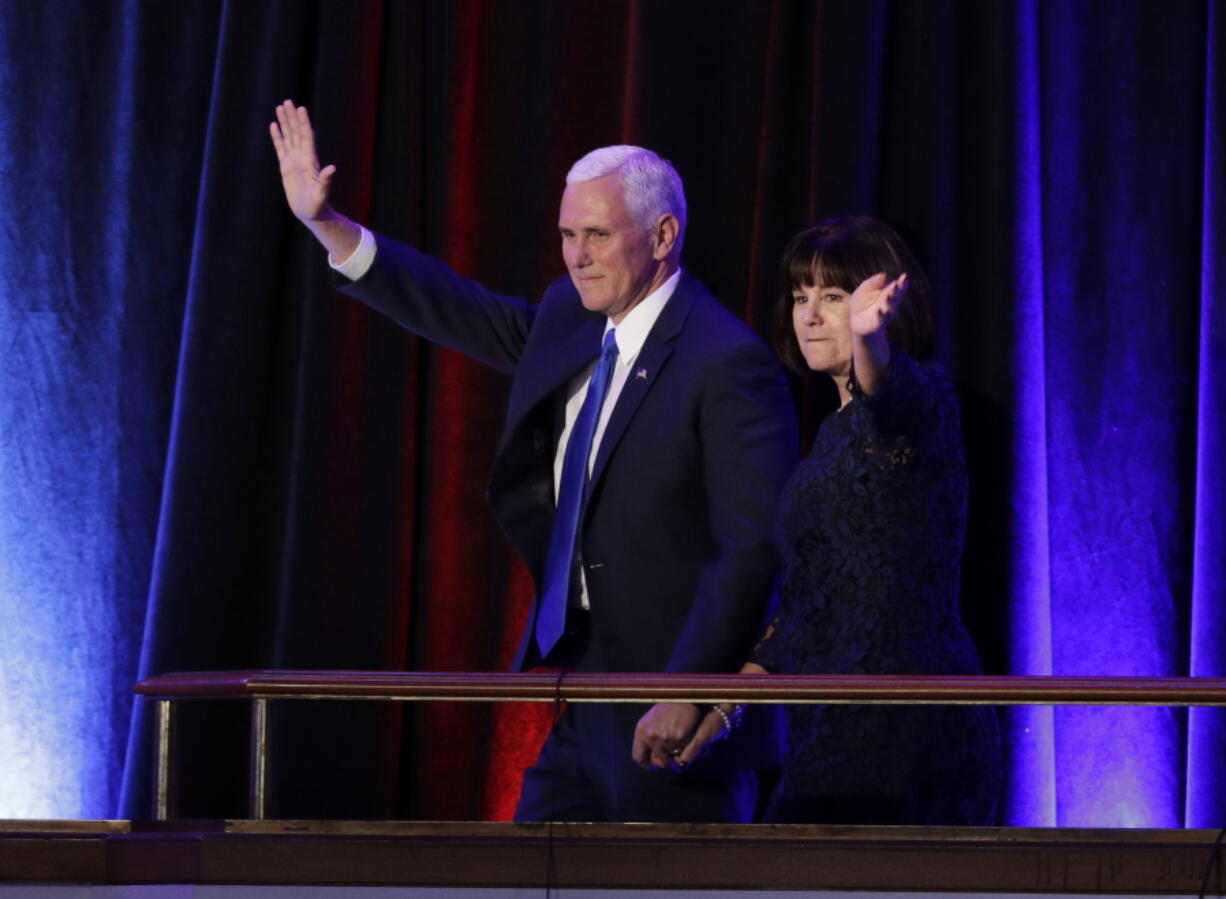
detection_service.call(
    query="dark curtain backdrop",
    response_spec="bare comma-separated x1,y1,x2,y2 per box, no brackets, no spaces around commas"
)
1,0,1222,826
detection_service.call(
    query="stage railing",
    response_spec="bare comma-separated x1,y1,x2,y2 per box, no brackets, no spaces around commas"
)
134,671,1226,821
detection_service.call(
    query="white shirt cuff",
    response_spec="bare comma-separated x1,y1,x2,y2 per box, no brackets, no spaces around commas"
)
328,226,376,280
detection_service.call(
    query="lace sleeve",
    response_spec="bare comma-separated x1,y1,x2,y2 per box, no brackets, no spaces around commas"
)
852,349,963,470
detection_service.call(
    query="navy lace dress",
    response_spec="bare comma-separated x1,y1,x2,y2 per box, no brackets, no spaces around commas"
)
753,351,1001,825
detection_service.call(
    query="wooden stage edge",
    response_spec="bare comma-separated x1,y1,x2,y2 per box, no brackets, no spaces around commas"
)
1,820,1224,893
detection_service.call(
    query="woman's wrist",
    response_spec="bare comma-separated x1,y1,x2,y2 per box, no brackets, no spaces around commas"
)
851,333,891,397
711,703,744,734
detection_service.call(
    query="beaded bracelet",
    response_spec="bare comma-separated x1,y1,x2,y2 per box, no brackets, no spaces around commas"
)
711,703,744,734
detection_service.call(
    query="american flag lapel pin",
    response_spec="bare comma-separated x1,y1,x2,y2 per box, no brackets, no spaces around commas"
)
635,367,648,380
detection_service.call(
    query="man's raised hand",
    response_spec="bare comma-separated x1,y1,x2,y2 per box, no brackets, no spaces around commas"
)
268,100,361,263
270,100,336,223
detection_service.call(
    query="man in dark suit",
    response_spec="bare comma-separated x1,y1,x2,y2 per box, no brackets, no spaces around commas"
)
271,100,798,822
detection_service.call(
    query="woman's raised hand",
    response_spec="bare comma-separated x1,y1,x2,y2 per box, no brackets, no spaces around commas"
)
850,272,907,338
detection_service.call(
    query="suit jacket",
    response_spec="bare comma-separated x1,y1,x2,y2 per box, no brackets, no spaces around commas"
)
343,235,798,677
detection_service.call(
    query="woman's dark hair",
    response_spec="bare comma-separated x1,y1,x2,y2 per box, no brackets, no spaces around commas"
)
771,216,935,372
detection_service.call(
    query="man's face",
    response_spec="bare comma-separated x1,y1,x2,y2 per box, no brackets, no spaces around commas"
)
558,173,662,323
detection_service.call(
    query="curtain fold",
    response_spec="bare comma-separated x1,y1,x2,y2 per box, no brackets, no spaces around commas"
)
1,0,217,818
0,0,1221,824
998,0,1058,828
1187,0,1226,830
1038,0,1205,827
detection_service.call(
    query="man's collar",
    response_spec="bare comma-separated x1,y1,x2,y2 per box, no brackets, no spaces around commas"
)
604,268,681,362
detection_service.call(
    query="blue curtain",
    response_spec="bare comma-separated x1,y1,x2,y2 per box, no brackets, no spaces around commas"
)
999,0,1215,827
0,0,1222,824
0,0,214,817
1188,0,1226,830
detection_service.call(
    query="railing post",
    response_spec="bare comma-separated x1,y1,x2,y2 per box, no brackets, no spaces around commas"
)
153,698,176,820
249,697,269,820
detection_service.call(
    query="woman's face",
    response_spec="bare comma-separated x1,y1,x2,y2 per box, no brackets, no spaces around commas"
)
791,281,852,376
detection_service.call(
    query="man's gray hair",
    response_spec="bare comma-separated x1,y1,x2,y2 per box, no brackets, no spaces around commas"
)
566,145,687,252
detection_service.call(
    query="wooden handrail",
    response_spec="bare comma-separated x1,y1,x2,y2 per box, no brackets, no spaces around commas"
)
136,670,1226,821
135,670,1226,705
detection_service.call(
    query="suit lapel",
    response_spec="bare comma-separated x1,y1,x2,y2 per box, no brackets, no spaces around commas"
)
504,315,606,442
587,275,696,492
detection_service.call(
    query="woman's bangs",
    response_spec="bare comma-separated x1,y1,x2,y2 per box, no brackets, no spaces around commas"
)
788,250,827,290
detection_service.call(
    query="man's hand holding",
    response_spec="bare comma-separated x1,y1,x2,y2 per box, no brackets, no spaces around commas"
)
631,702,702,770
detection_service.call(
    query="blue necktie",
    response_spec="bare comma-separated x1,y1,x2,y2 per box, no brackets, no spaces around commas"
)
536,329,619,657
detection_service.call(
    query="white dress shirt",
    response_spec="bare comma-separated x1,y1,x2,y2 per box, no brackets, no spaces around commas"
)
554,268,679,487
330,226,378,280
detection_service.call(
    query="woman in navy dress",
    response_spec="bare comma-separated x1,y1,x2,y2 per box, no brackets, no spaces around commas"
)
680,216,1000,825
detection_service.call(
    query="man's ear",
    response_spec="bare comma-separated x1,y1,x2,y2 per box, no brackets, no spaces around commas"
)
652,214,680,261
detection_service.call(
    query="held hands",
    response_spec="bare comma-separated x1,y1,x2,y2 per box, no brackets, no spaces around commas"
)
269,99,336,223
631,661,763,771
631,701,735,771
631,702,703,771
674,707,732,766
